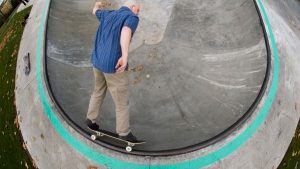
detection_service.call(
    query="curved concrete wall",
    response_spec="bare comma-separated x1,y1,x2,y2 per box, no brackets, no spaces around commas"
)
46,0,268,154
15,0,300,168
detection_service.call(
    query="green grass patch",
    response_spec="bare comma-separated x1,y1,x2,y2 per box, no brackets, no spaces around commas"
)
278,119,300,169
0,6,36,169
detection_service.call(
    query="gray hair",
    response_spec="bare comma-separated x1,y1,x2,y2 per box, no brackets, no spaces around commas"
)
124,0,140,7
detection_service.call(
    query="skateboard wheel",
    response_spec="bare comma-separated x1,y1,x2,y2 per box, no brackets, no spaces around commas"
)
91,135,96,141
126,146,132,152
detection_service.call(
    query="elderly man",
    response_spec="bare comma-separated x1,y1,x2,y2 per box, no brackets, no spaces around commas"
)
86,0,140,142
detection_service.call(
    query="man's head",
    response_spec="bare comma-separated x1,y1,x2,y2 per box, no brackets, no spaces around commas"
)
124,0,140,15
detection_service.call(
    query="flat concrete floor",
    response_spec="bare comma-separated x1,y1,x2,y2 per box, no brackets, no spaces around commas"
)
46,0,267,151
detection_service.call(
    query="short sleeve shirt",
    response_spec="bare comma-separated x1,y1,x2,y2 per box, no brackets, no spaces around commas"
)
91,6,139,73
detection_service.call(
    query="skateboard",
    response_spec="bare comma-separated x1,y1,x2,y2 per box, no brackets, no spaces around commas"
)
88,128,145,152
23,53,30,76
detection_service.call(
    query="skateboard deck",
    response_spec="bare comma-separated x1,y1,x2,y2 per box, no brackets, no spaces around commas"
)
88,128,145,152
23,53,31,75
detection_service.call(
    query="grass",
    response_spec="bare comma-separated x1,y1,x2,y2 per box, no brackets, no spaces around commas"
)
0,6,36,169
278,119,300,169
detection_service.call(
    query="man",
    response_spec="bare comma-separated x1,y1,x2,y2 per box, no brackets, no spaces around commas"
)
86,0,140,142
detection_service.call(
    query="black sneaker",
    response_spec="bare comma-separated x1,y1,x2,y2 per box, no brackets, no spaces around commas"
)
119,132,140,143
86,119,99,131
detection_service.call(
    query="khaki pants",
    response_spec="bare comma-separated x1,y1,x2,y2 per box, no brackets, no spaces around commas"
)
86,68,130,136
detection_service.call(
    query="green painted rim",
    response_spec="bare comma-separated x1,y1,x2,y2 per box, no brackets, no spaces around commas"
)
35,0,279,168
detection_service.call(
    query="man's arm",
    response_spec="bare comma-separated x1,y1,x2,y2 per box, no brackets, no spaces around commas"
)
92,1,110,15
115,27,132,73
120,27,132,60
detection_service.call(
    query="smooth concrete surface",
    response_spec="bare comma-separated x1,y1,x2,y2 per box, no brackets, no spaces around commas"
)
15,0,300,168
46,0,267,151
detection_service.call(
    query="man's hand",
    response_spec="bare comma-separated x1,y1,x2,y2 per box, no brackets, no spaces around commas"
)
115,56,128,73
93,1,111,15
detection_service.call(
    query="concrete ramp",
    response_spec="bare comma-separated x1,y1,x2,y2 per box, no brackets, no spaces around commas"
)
15,0,300,168
46,0,267,153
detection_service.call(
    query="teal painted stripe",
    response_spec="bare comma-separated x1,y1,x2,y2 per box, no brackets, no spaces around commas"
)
35,0,279,168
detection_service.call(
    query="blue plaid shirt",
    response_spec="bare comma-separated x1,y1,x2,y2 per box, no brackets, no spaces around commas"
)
91,6,139,73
